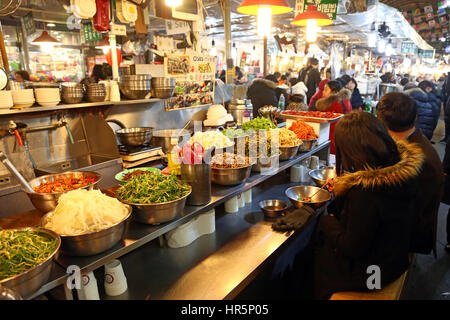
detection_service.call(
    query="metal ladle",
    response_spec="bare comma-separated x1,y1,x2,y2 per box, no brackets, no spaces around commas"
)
0,151,35,193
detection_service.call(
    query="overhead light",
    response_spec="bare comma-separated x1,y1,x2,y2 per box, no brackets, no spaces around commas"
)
237,0,292,38
385,40,393,56
378,38,386,53
96,37,111,54
47,23,56,27
31,31,60,46
165,0,182,7
210,39,216,56
291,5,333,44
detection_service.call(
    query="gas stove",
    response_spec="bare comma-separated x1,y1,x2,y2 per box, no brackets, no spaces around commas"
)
119,144,164,165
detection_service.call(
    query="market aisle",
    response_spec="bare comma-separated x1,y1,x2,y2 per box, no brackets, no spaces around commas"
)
403,118,450,300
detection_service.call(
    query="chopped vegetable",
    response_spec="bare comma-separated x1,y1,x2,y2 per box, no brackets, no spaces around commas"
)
242,117,277,131
211,153,252,169
279,128,302,147
0,229,57,280
33,175,98,193
117,173,191,204
282,111,340,119
288,121,318,140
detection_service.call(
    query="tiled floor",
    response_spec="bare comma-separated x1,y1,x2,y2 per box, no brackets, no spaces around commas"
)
402,118,450,300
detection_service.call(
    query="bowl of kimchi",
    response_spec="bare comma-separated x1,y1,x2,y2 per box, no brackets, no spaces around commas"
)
26,171,101,213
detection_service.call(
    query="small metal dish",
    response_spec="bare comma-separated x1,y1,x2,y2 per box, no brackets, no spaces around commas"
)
259,199,288,218
285,185,331,209
309,167,337,187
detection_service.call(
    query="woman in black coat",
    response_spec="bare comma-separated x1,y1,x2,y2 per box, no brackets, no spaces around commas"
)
312,112,424,299
347,78,364,110
247,75,279,118
443,139,450,252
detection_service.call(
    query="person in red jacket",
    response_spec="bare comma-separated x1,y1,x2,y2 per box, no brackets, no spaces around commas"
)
315,80,352,154
308,78,330,111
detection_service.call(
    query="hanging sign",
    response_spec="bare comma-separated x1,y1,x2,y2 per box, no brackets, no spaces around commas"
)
418,49,435,58
82,21,102,43
295,0,339,20
164,54,216,111
165,20,191,35
22,12,36,37
110,23,127,36
401,42,419,54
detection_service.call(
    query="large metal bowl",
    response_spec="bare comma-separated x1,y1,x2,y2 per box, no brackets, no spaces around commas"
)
251,154,280,172
117,188,191,225
151,77,176,87
259,199,289,218
309,167,337,187
151,87,175,99
279,144,301,161
0,227,61,299
151,129,191,154
285,185,331,209
301,138,319,151
211,164,252,186
116,127,153,147
25,171,101,213
119,84,151,100
40,205,132,256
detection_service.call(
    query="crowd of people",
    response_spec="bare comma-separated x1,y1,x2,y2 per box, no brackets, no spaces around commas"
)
216,60,450,299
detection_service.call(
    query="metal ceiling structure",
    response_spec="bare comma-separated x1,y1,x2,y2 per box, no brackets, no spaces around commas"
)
379,0,439,11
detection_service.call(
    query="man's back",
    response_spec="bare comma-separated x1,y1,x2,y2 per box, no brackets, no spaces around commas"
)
407,129,444,256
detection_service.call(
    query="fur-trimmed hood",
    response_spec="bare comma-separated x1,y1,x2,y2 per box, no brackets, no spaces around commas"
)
333,140,424,196
316,88,352,111
251,78,278,89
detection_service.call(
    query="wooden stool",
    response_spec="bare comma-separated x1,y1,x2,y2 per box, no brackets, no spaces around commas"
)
330,254,415,300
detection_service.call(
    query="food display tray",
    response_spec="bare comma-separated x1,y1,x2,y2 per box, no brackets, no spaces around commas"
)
280,112,344,123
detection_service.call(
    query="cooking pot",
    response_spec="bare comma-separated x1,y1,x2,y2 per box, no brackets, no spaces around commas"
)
107,119,153,147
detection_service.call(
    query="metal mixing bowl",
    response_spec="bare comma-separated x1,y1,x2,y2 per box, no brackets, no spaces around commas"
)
151,87,175,99
251,154,280,172
301,138,318,151
119,83,151,100
116,127,153,147
285,185,331,209
117,188,192,225
0,227,61,299
211,164,252,186
25,171,101,213
259,199,288,218
40,205,132,256
309,167,337,187
279,145,301,161
151,129,191,154
151,77,176,87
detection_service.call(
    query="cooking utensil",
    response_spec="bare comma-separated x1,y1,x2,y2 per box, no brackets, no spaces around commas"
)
116,127,153,147
151,129,191,154
40,204,131,256
181,163,211,206
211,164,252,186
309,167,337,187
0,151,34,193
180,142,203,164
25,171,101,213
259,199,288,218
285,185,331,209
117,188,192,225
0,227,60,299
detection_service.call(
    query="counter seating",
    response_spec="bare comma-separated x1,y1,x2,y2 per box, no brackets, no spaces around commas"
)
329,254,415,300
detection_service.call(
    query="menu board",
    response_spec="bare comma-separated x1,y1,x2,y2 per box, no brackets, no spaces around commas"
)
295,0,339,20
164,54,216,111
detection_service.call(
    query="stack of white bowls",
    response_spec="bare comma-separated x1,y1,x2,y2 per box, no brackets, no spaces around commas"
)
11,89,35,108
0,90,13,109
34,88,61,107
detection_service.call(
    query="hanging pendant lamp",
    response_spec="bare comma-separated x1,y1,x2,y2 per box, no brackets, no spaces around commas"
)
237,0,292,15
291,5,333,26
31,31,60,45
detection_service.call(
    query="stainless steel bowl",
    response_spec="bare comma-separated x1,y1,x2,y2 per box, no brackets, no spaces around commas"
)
302,138,318,151
259,199,288,218
251,154,280,172
151,77,176,87
40,205,132,256
62,94,84,104
118,189,192,225
25,171,101,212
86,94,106,102
211,164,252,186
116,127,153,147
151,87,175,98
309,167,337,187
119,86,151,100
285,185,331,209
0,227,61,299
151,129,191,154
121,75,152,81
279,145,301,161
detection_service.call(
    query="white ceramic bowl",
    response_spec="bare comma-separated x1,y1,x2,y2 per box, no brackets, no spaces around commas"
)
0,91,13,108
37,101,60,107
34,88,61,101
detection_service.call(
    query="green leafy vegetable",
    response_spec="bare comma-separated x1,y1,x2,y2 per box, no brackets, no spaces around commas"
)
0,229,58,280
241,117,277,131
117,172,191,204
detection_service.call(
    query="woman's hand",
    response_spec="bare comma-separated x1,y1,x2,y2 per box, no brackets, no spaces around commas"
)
326,178,335,192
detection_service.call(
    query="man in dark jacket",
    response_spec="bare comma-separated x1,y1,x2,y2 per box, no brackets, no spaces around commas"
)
443,139,450,252
377,92,444,257
418,80,443,138
247,75,279,118
403,86,435,140
299,58,321,104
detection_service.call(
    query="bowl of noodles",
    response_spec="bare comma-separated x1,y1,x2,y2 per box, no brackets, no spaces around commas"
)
40,189,132,256
278,128,304,160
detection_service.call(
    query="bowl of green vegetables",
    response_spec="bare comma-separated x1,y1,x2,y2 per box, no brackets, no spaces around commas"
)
0,227,61,299
116,173,192,225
